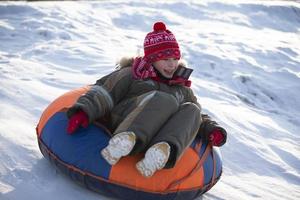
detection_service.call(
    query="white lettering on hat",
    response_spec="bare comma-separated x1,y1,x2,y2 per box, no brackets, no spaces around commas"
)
144,34,176,46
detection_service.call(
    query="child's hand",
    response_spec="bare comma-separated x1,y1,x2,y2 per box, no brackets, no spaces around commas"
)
209,129,226,146
67,110,89,134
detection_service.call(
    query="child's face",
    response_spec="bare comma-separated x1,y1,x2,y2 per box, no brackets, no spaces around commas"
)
153,58,179,78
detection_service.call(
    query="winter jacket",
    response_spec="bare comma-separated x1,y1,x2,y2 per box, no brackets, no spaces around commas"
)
67,64,201,129
67,59,227,167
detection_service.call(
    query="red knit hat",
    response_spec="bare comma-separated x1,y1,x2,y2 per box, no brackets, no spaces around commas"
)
143,22,181,63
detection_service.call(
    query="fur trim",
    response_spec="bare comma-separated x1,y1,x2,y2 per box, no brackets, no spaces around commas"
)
117,57,134,69
178,59,187,68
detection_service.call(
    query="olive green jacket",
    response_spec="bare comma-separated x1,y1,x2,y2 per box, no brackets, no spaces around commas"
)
67,67,201,129
67,61,227,162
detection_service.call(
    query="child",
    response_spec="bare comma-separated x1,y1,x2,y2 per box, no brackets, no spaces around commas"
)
66,22,227,177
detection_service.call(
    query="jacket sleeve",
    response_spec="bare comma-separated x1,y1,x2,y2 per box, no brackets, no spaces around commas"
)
67,68,133,123
198,114,227,146
185,86,227,146
186,87,202,110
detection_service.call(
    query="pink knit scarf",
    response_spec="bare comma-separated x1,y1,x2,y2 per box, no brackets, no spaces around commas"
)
131,57,192,87
131,57,157,79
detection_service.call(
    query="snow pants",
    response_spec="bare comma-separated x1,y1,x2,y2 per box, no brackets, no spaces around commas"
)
110,91,201,168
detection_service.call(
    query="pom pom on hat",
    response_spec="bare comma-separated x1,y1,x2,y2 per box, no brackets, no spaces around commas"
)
153,22,166,32
143,21,181,63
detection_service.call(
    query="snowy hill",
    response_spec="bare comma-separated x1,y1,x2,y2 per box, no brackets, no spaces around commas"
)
0,1,299,199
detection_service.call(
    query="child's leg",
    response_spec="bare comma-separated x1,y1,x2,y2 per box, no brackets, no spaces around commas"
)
102,91,179,165
148,102,201,168
114,91,179,153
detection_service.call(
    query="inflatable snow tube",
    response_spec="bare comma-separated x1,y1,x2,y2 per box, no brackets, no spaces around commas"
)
36,86,223,200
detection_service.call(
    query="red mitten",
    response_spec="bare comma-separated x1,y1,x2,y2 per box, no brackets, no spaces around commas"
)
209,129,225,146
67,110,89,134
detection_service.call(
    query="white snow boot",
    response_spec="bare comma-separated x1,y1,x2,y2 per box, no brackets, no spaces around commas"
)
136,142,170,177
101,131,136,165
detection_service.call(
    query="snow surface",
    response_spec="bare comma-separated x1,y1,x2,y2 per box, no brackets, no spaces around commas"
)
0,0,300,199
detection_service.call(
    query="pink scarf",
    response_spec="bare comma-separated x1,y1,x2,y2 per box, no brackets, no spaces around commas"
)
131,57,192,87
131,57,157,79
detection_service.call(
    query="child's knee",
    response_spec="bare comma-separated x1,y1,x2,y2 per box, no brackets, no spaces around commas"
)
138,91,179,109
180,102,201,118
154,91,178,105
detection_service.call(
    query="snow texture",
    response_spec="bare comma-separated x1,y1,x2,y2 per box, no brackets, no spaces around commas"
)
0,0,299,200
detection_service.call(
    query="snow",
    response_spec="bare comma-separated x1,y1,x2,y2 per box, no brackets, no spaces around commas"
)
0,0,299,199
